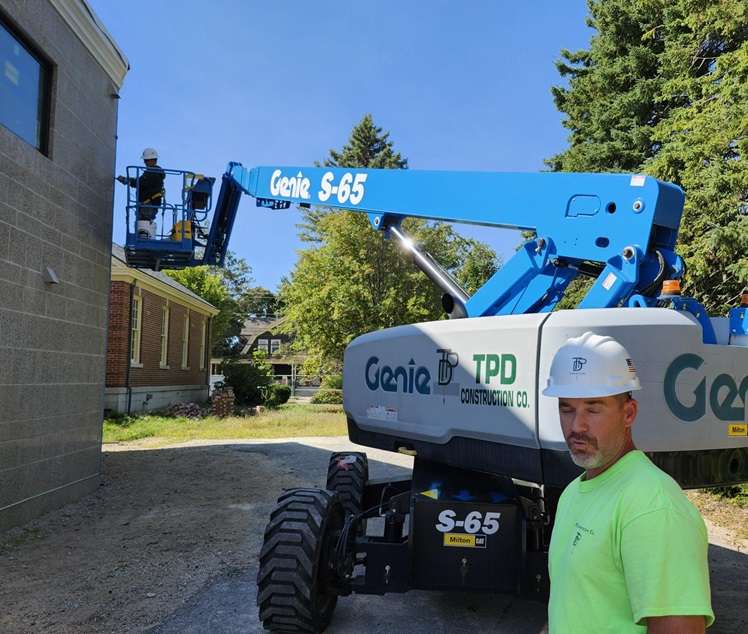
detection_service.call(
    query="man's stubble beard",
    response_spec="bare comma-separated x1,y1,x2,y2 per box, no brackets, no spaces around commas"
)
568,434,627,471
569,448,605,469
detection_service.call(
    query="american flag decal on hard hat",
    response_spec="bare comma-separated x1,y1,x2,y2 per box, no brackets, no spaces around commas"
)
625,358,636,373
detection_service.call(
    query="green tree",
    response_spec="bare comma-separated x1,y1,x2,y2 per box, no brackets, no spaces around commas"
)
165,252,256,355
299,114,407,243
242,286,281,319
550,0,748,312
282,115,499,367
222,350,273,406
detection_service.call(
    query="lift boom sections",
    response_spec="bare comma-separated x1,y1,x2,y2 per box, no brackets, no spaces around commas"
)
125,161,701,330
208,162,689,323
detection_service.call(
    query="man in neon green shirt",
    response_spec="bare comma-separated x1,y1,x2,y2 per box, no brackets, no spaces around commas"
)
543,332,714,633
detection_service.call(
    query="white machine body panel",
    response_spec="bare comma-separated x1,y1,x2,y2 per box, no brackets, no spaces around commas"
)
537,309,748,453
344,314,545,449
344,308,748,460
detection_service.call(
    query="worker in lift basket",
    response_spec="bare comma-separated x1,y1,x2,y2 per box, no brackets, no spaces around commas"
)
543,332,713,633
116,147,165,239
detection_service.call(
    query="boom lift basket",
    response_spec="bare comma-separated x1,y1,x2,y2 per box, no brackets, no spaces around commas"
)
123,166,215,271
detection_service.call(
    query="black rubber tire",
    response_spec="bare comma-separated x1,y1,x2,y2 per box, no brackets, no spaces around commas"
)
257,488,344,633
325,452,369,517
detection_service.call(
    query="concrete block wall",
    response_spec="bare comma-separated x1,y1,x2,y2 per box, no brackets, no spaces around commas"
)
0,0,121,530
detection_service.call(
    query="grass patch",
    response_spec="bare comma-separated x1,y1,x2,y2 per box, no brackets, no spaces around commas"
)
706,484,748,509
103,403,347,444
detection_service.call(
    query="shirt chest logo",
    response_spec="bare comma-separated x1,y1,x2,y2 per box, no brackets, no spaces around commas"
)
572,522,595,548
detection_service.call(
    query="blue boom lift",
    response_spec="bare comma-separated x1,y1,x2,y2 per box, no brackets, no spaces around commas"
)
123,162,748,633
126,162,692,318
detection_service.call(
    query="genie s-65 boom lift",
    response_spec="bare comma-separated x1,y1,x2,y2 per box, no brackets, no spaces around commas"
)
123,162,748,633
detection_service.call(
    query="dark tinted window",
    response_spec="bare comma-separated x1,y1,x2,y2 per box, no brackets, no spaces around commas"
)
0,17,49,152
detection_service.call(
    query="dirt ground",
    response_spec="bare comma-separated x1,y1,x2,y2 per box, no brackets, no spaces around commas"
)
0,440,299,633
1,438,746,633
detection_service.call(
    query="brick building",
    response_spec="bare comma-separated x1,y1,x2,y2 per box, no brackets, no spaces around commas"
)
105,245,219,413
0,0,127,530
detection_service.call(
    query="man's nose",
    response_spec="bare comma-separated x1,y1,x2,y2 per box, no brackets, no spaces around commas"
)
570,410,589,433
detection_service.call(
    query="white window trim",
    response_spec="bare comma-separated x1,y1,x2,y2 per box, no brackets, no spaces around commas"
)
160,305,170,368
256,338,269,353
199,321,206,370
270,338,282,354
181,314,190,369
130,295,142,366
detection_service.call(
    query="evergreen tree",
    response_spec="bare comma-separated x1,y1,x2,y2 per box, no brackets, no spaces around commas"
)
550,0,747,312
282,116,499,368
299,114,407,243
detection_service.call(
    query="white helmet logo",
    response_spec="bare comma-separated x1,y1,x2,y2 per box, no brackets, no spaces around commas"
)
571,357,587,372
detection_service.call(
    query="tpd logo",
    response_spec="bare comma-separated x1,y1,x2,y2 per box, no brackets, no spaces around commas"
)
437,349,459,385
572,357,587,373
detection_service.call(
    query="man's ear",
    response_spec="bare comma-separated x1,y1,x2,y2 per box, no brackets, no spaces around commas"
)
623,398,638,429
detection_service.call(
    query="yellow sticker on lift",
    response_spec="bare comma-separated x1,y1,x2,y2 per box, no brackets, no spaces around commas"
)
728,423,748,436
443,533,487,548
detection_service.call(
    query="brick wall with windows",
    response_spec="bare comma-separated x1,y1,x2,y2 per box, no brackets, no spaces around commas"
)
105,284,212,389
126,288,210,387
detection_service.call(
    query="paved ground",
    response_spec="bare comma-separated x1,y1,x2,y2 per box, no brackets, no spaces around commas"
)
1,436,746,633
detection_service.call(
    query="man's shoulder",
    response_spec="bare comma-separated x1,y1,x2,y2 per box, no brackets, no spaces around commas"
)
617,453,700,522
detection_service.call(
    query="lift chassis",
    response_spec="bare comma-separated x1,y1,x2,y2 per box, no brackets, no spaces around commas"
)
257,455,551,632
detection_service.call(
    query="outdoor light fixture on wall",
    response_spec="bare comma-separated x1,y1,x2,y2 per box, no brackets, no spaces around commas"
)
43,266,60,285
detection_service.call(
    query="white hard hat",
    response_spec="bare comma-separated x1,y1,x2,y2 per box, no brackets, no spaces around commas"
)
141,147,158,160
543,331,642,398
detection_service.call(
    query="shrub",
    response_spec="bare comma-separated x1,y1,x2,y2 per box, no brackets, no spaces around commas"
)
311,388,343,404
321,374,343,390
266,384,292,408
222,352,273,406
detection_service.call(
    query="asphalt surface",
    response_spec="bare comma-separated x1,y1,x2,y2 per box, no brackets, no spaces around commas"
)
152,438,549,634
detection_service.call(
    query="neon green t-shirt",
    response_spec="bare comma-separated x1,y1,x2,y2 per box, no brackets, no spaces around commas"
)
548,450,714,633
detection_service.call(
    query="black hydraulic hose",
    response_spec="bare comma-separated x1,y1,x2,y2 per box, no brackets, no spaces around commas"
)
639,250,667,297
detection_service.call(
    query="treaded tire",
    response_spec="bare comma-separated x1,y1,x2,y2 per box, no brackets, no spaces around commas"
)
325,452,368,517
257,488,344,633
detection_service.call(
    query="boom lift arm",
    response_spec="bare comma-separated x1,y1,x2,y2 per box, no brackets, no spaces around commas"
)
198,162,697,327
126,162,713,337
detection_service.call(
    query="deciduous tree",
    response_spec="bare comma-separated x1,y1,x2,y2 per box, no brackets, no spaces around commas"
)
283,115,499,367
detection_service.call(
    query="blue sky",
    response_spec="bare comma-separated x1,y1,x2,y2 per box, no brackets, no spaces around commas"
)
91,0,593,291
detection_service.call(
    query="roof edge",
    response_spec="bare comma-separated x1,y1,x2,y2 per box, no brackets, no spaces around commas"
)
49,0,129,89
112,267,221,316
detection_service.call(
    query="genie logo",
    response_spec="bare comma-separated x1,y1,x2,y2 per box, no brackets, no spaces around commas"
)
365,356,431,395
572,357,587,373
269,169,311,200
664,353,748,422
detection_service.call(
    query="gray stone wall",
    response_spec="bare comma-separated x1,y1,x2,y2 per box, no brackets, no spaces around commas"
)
0,0,120,529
